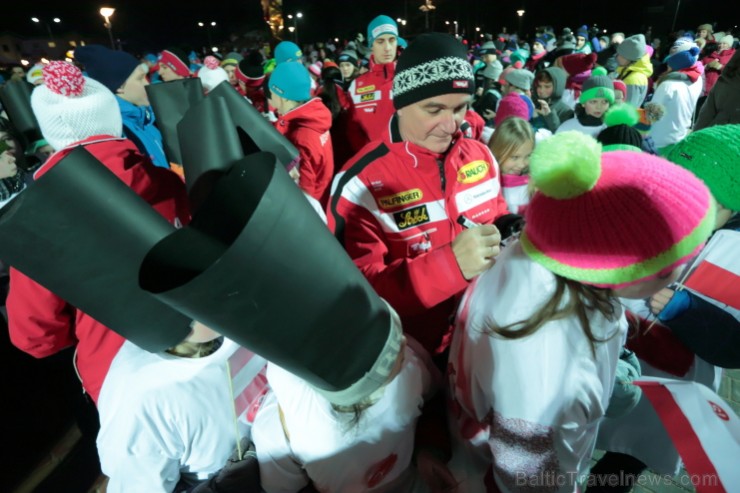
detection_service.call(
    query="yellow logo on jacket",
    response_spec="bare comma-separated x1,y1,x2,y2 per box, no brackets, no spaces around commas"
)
378,188,423,209
361,93,376,102
393,205,430,230
457,161,490,184
357,84,376,94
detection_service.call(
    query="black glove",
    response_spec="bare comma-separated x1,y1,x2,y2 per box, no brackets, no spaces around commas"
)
190,438,261,493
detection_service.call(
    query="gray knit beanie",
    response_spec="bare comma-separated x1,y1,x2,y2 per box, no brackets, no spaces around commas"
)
617,34,647,62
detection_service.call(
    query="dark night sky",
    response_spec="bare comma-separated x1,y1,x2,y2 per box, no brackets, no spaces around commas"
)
1,0,733,54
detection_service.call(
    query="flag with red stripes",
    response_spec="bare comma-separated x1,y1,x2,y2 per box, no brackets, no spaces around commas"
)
635,377,740,493
226,346,268,425
683,230,740,311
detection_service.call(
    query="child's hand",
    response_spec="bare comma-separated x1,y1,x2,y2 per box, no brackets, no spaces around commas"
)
536,99,551,116
649,287,675,315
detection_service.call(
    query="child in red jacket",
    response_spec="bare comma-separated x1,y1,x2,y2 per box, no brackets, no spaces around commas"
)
269,62,334,208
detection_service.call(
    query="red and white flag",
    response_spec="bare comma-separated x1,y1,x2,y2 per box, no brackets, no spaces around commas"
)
636,377,740,493
226,346,268,425
683,230,740,311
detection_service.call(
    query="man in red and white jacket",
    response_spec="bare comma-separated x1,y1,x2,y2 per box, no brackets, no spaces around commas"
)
329,33,517,359
344,15,402,159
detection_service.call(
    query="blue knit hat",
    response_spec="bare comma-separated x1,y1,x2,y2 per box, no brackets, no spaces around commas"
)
274,41,303,65
74,44,141,93
269,61,311,102
367,15,402,46
667,46,700,71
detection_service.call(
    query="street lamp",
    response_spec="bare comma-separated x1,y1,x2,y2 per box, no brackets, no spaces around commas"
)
31,17,61,47
396,18,407,34
287,12,303,46
197,21,217,48
99,7,116,50
516,10,525,35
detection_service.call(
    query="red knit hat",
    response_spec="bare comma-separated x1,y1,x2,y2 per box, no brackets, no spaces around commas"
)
612,79,627,99
521,132,715,288
494,94,530,127
559,52,598,76
159,49,190,78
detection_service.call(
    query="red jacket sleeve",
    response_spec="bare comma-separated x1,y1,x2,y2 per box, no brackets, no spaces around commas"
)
7,267,77,358
333,195,469,317
295,130,334,208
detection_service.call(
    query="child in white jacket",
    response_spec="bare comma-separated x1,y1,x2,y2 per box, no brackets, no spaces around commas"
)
447,131,715,493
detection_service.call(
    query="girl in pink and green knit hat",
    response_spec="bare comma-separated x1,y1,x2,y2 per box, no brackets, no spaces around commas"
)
446,131,714,492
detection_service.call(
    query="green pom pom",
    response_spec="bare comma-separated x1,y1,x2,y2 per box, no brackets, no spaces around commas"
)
604,103,639,128
592,66,608,76
530,131,602,199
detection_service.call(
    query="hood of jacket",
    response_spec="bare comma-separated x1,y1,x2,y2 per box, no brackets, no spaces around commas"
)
277,98,332,135
543,66,567,98
617,53,654,78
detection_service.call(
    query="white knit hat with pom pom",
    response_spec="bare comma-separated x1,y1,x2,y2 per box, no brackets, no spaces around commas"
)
31,61,122,151
198,56,229,92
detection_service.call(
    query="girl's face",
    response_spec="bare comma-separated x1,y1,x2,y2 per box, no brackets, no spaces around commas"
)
576,36,586,49
536,80,554,99
532,42,545,54
614,91,625,104
501,141,533,175
584,98,610,118
339,62,355,79
698,29,708,39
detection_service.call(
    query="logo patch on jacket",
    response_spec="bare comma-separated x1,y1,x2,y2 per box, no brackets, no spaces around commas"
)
457,160,490,184
453,80,470,88
393,205,430,230
361,92,376,102
378,188,423,209
357,84,376,94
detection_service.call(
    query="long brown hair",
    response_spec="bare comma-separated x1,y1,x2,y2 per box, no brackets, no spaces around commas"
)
488,275,618,355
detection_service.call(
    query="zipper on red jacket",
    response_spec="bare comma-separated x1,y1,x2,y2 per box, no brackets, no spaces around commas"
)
436,158,446,193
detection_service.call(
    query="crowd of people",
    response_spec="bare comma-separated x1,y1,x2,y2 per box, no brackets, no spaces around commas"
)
0,12,738,493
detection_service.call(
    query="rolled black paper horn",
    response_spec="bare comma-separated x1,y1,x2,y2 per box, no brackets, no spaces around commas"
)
207,81,299,169
0,147,192,351
139,152,399,406
0,81,46,170
145,77,205,167
177,95,244,213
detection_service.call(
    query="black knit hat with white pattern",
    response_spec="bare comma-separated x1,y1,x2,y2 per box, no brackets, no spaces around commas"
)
393,33,474,110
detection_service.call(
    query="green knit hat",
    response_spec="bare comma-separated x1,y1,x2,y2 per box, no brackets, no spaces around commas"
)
663,124,740,211
579,73,615,105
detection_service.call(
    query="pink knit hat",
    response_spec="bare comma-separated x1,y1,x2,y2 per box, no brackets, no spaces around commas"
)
521,132,715,288
494,93,530,126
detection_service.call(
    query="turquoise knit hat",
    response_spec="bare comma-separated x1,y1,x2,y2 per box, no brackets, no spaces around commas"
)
274,41,303,65
367,15,404,46
269,62,311,102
